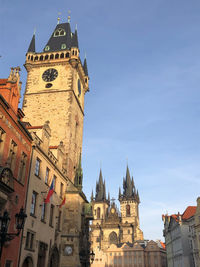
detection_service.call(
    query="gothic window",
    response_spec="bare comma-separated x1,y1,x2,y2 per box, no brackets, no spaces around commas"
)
126,204,130,216
53,175,57,191
40,55,43,61
65,52,70,58
109,231,118,245
54,28,66,37
31,56,33,61
18,152,27,184
60,53,64,58
57,211,61,231
55,53,59,59
97,207,101,219
45,55,49,60
50,54,54,60
35,56,38,61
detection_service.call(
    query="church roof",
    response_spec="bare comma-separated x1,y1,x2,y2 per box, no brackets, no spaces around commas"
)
95,169,108,202
43,22,75,52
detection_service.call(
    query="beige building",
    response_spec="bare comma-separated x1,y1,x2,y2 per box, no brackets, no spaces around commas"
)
19,18,92,267
90,167,166,267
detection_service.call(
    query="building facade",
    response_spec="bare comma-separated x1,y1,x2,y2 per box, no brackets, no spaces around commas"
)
90,166,166,267
162,206,197,267
0,68,32,267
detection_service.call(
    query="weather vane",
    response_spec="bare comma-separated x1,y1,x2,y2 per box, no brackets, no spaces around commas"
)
57,12,61,24
68,10,71,23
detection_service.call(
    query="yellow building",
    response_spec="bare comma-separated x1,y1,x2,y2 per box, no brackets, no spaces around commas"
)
20,18,92,267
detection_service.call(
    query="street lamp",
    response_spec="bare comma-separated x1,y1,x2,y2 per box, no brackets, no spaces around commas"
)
90,250,95,264
0,207,27,259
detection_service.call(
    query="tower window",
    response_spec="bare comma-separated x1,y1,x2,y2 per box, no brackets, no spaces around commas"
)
61,44,66,50
35,56,38,61
78,79,81,96
109,231,118,245
50,54,54,60
126,204,130,216
60,53,64,58
97,207,101,219
65,52,70,58
40,55,43,61
55,54,59,59
31,56,33,61
45,55,49,60
45,45,50,51
54,28,66,37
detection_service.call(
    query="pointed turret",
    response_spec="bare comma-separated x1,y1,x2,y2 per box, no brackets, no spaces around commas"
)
103,180,106,200
108,192,110,202
95,169,108,202
91,190,94,201
71,29,79,48
27,33,35,53
83,57,88,76
121,165,139,201
74,153,83,191
118,187,122,199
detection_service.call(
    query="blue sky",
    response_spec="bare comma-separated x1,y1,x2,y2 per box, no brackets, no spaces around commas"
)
1,0,200,240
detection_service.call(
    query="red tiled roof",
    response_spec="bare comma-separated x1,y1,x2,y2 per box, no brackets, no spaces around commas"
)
0,79,8,85
182,206,196,220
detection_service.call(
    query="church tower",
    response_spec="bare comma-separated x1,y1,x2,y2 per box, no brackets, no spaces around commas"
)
22,17,89,181
92,169,109,224
119,166,143,241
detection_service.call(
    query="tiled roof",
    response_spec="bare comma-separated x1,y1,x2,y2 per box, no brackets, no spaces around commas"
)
182,206,196,220
0,79,8,85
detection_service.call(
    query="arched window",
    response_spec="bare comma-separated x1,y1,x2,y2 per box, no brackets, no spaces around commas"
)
60,53,64,59
97,207,100,219
55,54,59,59
31,56,33,61
45,55,49,60
109,231,118,245
34,56,38,61
50,54,54,60
54,28,66,37
28,55,30,60
126,204,130,216
40,55,43,61
65,52,70,58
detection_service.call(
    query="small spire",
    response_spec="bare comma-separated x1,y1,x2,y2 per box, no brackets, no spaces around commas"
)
27,33,35,53
108,192,110,202
33,27,36,35
91,190,94,201
83,57,88,76
75,23,78,30
57,12,61,24
68,10,71,23
119,187,121,199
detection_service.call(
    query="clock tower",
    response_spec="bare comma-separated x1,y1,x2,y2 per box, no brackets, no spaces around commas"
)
22,18,89,182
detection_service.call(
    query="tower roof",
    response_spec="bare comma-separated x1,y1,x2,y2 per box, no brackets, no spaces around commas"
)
95,169,107,202
120,165,138,201
43,22,73,52
27,34,35,53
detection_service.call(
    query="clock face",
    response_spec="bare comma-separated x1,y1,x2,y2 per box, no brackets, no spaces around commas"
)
64,245,73,256
42,68,58,82
111,208,115,214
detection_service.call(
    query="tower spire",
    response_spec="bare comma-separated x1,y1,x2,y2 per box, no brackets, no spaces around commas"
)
95,169,107,202
27,32,35,53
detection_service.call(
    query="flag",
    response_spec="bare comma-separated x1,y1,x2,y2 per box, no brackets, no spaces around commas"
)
59,197,66,208
45,180,54,203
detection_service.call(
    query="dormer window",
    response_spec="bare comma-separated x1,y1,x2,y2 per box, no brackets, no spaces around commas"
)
54,28,66,37
45,45,50,51
61,44,66,49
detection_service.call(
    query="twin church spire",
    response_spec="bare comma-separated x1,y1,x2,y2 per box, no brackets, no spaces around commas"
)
92,166,140,203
